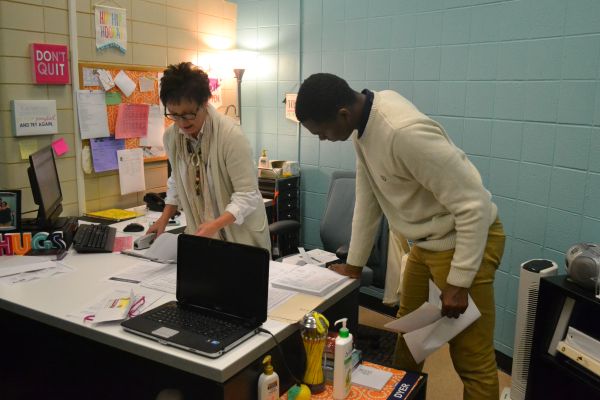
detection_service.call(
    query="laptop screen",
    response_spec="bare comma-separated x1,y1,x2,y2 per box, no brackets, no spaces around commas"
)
176,235,270,324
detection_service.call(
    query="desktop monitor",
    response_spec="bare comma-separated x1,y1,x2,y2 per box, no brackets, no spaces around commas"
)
27,145,64,229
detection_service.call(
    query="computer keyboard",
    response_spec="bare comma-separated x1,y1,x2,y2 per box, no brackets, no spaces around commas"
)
72,224,116,253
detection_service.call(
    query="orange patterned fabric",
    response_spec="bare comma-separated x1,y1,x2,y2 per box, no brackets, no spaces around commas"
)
281,361,422,400
83,69,172,149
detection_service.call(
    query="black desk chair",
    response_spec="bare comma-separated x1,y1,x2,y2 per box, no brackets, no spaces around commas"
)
320,171,390,290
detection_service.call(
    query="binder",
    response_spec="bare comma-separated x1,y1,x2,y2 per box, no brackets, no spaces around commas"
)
556,326,600,377
84,208,141,222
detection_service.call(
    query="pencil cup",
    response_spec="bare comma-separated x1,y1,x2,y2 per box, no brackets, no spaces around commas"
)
301,311,329,393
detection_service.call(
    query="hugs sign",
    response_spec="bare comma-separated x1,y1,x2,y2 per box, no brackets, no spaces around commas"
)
0,232,67,256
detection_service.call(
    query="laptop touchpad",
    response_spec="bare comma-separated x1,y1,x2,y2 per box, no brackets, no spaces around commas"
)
153,327,179,338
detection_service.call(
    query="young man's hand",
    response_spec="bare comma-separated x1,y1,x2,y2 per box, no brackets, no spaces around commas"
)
440,284,469,318
327,263,362,279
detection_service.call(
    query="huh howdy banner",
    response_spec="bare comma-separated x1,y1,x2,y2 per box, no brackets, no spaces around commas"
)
95,5,127,53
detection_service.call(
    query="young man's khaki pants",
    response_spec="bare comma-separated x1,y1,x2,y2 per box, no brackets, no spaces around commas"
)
393,219,505,400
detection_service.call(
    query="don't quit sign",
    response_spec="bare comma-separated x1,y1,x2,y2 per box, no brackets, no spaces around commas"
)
30,43,70,85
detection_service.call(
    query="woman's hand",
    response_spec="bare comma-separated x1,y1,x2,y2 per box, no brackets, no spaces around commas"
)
194,221,220,238
147,218,168,237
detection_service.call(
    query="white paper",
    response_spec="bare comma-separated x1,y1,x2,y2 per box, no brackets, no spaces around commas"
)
143,232,178,262
117,148,145,195
66,288,163,324
139,76,155,92
384,280,481,364
271,262,349,297
141,268,177,294
77,90,110,139
139,105,164,147
0,260,57,277
114,70,136,97
96,69,115,91
267,287,296,311
351,364,393,390
283,248,339,268
0,260,73,285
108,261,174,284
82,68,100,86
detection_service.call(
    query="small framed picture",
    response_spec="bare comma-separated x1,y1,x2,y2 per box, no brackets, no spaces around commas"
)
0,190,21,233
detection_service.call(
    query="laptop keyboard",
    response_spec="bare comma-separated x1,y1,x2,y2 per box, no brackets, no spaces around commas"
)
147,307,246,341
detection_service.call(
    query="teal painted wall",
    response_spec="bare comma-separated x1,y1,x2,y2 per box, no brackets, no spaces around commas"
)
233,0,600,357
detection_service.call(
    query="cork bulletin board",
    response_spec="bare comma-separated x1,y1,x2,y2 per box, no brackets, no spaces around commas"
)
77,62,172,163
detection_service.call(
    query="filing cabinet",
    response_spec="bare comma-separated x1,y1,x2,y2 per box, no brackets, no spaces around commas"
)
259,176,300,223
259,176,300,258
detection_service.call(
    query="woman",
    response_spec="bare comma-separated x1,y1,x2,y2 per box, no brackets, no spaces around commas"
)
147,62,270,252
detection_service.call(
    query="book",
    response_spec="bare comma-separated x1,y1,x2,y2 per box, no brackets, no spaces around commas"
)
386,370,423,400
84,208,142,222
270,263,349,297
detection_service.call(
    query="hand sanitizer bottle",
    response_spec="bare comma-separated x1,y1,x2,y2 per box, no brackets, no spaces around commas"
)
258,355,279,400
258,149,269,169
333,318,353,399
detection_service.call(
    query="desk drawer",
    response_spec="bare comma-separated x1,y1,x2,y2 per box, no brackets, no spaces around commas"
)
277,208,299,221
278,189,298,201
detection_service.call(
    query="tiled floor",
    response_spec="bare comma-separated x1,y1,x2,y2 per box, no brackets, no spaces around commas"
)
359,307,512,400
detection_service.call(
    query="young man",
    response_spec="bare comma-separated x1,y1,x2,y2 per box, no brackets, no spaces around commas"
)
295,73,505,400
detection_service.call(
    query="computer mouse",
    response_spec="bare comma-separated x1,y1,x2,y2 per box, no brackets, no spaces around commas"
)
123,222,145,232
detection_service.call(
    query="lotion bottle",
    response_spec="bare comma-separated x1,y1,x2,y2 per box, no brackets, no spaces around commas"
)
258,149,270,169
332,318,353,399
258,355,279,400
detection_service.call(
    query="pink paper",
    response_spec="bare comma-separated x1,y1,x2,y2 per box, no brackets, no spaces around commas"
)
51,137,69,156
115,103,149,139
112,236,133,252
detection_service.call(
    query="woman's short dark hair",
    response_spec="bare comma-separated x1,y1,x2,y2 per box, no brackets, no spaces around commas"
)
295,73,357,123
160,62,211,107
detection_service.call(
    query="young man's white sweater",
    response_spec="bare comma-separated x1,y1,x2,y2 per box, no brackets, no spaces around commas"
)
346,90,498,288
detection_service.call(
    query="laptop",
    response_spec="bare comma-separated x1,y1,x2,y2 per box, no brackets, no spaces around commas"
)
121,234,270,358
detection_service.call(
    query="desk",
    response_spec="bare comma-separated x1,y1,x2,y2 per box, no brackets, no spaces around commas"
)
0,218,359,399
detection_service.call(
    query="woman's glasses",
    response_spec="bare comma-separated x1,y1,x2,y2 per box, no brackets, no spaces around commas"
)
164,106,203,121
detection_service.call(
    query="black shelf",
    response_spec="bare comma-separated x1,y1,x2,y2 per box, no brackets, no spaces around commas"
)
527,275,600,399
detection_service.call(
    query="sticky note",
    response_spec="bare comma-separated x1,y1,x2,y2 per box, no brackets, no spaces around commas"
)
19,139,38,159
52,137,69,156
105,92,122,105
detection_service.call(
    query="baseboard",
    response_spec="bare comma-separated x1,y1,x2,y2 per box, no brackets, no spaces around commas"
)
495,350,512,375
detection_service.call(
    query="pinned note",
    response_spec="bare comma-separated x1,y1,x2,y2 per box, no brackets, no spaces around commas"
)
51,137,69,156
19,139,38,159
117,148,145,195
96,69,115,91
90,137,125,172
114,70,136,97
139,76,155,92
105,92,122,105
115,103,149,139
77,90,110,139
139,105,164,147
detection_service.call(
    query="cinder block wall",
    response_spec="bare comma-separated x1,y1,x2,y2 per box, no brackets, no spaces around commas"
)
234,0,600,358
0,0,238,214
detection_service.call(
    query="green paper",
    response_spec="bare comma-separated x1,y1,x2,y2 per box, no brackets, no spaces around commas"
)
105,92,122,105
